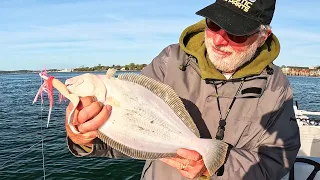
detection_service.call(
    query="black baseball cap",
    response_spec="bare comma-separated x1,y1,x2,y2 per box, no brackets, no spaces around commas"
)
196,0,276,36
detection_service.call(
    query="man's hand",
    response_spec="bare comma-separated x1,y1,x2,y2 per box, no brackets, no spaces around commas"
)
65,96,112,147
161,148,209,179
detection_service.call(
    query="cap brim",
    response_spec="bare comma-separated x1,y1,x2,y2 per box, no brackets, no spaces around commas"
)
196,3,260,36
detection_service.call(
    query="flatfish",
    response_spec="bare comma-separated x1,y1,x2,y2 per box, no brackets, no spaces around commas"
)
41,69,228,176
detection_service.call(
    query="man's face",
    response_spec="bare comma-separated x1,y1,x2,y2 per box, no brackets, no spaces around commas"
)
205,26,265,73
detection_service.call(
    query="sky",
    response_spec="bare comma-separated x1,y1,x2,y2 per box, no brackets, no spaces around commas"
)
0,0,319,71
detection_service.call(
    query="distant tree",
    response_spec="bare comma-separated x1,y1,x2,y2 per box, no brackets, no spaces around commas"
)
124,65,130,70
128,63,136,70
74,63,148,72
74,66,91,71
115,65,121,70
136,64,144,70
92,63,104,71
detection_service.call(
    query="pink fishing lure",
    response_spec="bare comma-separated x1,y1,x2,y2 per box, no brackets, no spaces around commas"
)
33,69,66,127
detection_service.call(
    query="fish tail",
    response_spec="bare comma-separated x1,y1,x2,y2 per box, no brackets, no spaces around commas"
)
196,139,228,176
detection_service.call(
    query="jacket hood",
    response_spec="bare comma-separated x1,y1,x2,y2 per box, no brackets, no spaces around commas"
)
179,19,280,80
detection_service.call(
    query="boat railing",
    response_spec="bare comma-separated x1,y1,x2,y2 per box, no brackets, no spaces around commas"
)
294,102,320,126
288,157,320,180
285,101,320,179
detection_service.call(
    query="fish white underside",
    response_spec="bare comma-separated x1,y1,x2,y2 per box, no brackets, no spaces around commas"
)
64,72,228,176
99,77,199,153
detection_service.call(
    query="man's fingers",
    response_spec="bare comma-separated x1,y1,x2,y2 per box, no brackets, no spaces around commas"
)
160,157,199,169
161,157,196,166
203,170,209,176
81,131,98,141
66,96,98,125
78,105,112,133
66,96,95,112
77,96,97,110
160,157,205,179
177,148,202,161
72,107,80,125
179,170,196,179
66,123,97,146
77,101,103,124
160,158,184,169
179,167,206,179
180,162,206,179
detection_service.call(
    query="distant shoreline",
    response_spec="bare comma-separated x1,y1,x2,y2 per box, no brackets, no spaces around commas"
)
1,70,319,77
0,70,141,74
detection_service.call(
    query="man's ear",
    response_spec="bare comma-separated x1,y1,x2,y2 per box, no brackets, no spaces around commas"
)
259,29,272,47
264,29,272,41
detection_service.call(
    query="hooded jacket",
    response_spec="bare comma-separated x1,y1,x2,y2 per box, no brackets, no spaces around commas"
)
67,20,300,180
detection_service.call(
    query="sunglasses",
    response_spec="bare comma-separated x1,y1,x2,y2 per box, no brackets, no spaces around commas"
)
205,18,260,44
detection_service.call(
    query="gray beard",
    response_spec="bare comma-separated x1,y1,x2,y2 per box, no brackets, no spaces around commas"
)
205,32,260,73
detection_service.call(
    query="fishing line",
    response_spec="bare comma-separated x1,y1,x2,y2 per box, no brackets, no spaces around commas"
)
0,77,48,180
40,76,46,180
0,140,42,170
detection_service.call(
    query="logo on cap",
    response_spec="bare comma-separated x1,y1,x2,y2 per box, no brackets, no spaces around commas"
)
223,0,256,12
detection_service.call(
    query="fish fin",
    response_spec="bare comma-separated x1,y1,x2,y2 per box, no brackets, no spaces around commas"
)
66,93,81,134
117,73,200,137
97,131,176,159
196,139,228,176
50,77,81,133
106,68,117,79
106,96,120,107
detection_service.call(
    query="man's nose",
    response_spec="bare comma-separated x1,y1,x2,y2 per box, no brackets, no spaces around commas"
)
213,29,229,46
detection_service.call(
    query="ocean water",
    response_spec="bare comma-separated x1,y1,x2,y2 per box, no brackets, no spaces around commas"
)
0,73,319,180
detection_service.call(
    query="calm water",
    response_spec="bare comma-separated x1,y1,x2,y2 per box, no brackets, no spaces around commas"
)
0,73,319,180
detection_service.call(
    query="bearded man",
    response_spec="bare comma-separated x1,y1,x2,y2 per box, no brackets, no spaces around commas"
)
65,0,301,179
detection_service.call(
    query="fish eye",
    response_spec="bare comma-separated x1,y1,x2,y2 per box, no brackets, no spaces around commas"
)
66,84,74,88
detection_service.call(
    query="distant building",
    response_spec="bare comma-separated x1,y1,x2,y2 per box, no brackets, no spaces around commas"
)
58,68,73,72
281,66,320,77
281,67,290,74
